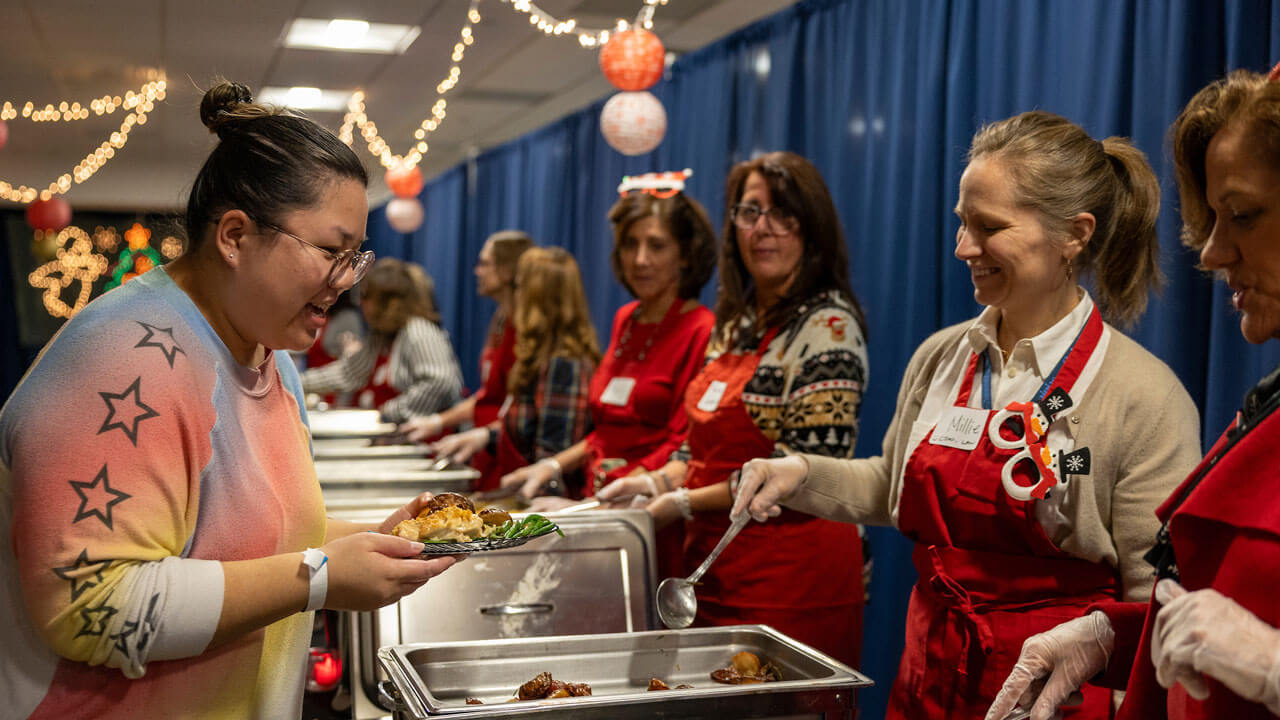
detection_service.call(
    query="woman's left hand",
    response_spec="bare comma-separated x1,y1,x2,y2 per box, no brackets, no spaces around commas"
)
646,491,684,530
1153,579,1280,713
377,491,435,535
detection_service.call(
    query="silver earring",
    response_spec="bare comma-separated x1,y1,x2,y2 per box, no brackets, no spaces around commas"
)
228,253,234,259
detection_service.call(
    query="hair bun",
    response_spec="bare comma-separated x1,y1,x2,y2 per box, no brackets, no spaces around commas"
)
200,81,256,138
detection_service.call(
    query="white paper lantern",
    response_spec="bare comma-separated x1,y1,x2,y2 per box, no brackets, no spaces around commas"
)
386,197,424,233
600,91,667,156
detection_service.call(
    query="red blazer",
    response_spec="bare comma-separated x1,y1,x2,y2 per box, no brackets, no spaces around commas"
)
1093,405,1280,719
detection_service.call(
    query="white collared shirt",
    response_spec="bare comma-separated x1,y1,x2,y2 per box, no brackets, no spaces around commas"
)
957,290,1096,411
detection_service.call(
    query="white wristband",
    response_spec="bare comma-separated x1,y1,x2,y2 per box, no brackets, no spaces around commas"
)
675,487,694,521
301,547,328,613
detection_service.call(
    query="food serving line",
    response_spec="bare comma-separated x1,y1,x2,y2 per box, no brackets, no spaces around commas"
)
309,409,872,719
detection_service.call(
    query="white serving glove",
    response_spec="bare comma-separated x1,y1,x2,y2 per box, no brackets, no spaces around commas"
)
984,611,1115,720
427,427,489,464
500,457,561,500
1153,579,1280,713
729,456,809,522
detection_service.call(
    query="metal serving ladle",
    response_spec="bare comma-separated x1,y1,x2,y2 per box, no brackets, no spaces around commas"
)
656,510,751,629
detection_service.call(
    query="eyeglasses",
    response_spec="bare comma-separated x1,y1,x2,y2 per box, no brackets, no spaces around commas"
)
259,221,375,288
730,204,800,234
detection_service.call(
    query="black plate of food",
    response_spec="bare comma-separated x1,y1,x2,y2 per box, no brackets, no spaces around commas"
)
390,492,562,555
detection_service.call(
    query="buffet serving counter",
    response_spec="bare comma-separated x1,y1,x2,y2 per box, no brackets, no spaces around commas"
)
377,624,872,719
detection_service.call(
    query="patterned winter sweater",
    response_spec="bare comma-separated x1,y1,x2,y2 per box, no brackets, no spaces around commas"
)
0,267,325,719
674,290,869,462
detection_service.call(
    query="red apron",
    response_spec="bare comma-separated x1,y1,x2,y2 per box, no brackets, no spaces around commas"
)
888,307,1118,719
683,326,864,669
356,348,398,411
472,321,516,490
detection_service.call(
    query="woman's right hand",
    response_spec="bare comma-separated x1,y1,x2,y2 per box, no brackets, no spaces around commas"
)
427,427,489,463
730,456,809,521
596,475,658,508
401,414,444,443
984,611,1115,720
320,531,462,611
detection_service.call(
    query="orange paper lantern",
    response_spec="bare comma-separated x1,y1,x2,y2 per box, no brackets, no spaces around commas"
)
25,197,72,232
385,164,424,198
599,29,665,91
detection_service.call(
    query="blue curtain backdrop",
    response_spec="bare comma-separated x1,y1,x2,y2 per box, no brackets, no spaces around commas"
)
369,1,1280,716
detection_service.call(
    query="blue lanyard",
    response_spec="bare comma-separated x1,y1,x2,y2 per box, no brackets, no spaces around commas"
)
977,312,1093,409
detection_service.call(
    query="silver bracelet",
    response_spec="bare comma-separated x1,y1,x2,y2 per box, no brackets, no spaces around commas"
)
675,486,694,521
653,468,672,492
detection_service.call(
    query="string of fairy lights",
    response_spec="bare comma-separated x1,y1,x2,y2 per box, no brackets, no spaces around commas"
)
339,1,482,170
500,0,668,48
0,79,167,204
340,0,668,170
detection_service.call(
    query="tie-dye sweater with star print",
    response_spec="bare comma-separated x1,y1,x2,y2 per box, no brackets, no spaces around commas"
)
0,266,326,719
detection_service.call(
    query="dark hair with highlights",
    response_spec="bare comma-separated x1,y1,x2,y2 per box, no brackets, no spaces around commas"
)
608,191,716,299
1171,69,1280,251
717,151,865,341
184,80,368,250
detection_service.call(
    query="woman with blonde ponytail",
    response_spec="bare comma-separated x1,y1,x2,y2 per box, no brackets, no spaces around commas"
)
734,111,1201,719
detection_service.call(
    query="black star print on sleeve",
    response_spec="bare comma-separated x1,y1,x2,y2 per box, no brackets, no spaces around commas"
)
134,322,186,368
75,595,118,638
98,377,159,446
70,464,131,530
51,548,111,602
110,592,159,662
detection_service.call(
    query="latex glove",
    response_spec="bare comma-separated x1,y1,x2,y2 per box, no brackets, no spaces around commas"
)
645,491,683,530
427,427,489,464
500,458,561,500
730,456,809,522
319,531,461,611
984,611,1114,720
597,474,661,508
400,414,444,443
1152,579,1280,713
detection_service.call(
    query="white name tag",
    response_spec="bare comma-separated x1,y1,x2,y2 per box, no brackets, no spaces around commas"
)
696,380,729,412
928,407,989,451
600,376,636,406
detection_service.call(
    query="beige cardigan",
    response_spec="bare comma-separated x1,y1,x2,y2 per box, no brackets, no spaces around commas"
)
786,321,1202,600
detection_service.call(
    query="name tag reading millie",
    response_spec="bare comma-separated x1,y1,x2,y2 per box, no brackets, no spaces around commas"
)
600,376,637,406
928,407,989,451
696,380,729,412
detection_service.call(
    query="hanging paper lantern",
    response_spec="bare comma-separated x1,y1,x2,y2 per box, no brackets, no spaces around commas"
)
0,120,8,151
386,197,424,233
599,29,665,91
600,91,667,156
25,196,72,232
385,163,424,198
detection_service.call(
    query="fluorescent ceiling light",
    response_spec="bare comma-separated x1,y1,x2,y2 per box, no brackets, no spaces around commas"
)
258,86,354,112
284,17,420,54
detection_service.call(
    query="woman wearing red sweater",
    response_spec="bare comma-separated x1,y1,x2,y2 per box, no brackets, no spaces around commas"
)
504,173,718,502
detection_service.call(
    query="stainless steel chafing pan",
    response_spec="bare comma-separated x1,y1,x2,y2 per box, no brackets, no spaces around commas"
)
377,624,872,719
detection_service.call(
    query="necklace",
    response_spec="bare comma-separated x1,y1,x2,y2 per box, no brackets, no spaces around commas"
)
614,299,680,362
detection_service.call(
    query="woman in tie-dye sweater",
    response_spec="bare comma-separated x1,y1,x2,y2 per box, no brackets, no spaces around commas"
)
0,81,460,719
